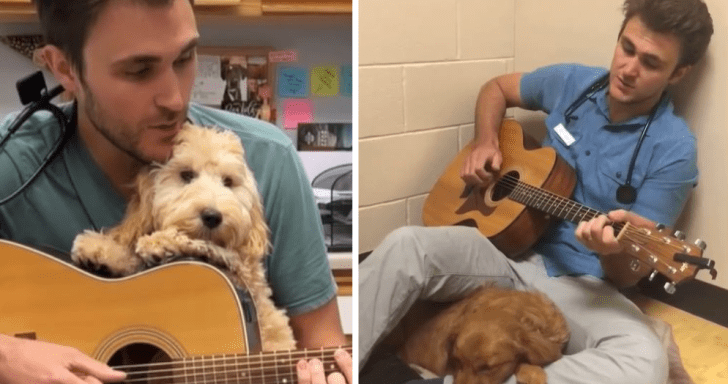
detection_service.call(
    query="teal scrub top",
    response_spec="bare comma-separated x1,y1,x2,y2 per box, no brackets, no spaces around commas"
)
0,102,336,316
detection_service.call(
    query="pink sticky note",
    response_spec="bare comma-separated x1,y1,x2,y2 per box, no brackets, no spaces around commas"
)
282,99,314,130
269,50,298,63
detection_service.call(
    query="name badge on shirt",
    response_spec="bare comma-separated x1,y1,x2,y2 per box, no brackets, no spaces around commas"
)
554,123,576,146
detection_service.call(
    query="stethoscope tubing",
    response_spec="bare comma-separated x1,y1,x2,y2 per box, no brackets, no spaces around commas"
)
0,85,70,206
562,72,662,204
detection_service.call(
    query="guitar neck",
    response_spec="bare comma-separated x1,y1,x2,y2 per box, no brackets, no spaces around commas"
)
121,346,352,384
506,177,614,227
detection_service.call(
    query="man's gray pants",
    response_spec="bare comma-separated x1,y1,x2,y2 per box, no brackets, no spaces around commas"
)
359,226,668,384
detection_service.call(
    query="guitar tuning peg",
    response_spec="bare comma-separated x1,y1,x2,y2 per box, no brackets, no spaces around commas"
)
648,270,658,282
656,223,666,230
694,239,707,251
673,230,686,240
664,282,676,294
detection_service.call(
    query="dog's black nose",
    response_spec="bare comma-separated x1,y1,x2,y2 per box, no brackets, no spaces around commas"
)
201,209,223,229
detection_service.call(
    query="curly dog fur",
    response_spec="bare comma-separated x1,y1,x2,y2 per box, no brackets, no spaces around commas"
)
71,123,296,351
399,285,569,384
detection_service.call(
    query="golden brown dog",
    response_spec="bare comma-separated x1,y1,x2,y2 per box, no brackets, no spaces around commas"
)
71,123,296,351
399,285,569,384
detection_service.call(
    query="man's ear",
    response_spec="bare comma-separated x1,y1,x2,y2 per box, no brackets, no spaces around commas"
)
36,45,81,95
668,64,692,85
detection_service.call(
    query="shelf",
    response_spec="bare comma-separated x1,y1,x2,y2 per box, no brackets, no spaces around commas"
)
0,1,350,23
328,251,351,270
0,3,35,23
261,0,351,14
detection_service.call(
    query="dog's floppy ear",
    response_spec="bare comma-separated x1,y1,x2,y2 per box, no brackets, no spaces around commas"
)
220,58,229,80
109,169,156,247
516,314,568,366
401,300,466,376
240,199,270,261
516,293,570,366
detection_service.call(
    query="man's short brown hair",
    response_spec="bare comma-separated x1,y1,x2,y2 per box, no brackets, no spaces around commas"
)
619,0,713,68
35,0,194,76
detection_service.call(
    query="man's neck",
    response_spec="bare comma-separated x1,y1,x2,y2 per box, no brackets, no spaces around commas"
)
76,113,144,201
607,93,663,124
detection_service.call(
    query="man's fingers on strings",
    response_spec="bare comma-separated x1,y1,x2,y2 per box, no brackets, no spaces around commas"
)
327,372,346,384
71,355,126,382
297,360,312,384
333,348,352,384
474,168,492,185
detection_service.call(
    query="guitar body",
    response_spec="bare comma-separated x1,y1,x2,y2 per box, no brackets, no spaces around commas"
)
0,240,353,382
0,240,249,364
423,120,577,257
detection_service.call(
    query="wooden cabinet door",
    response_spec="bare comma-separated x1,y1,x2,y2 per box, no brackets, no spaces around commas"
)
0,0,35,23
194,0,240,5
261,0,351,14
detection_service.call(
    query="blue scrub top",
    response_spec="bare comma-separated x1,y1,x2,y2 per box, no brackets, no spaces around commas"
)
520,64,698,278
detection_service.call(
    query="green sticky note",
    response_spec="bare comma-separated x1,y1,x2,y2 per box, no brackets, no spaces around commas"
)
311,66,339,96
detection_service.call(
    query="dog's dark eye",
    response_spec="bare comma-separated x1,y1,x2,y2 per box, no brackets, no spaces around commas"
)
180,170,196,183
223,176,234,188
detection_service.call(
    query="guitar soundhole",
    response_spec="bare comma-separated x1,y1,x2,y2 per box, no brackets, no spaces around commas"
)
492,171,519,202
108,343,174,384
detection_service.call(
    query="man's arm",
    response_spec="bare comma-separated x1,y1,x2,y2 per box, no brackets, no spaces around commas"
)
462,73,524,186
289,298,347,349
0,334,126,384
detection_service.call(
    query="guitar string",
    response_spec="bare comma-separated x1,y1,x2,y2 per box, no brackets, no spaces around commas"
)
492,175,692,274
112,347,351,379
496,174,698,276
119,356,343,383
495,174,671,243
120,362,336,383
113,347,350,370
491,174,687,251
118,356,343,383
505,176,685,258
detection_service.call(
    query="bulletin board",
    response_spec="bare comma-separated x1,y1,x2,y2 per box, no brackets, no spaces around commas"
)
271,49,352,147
192,46,276,123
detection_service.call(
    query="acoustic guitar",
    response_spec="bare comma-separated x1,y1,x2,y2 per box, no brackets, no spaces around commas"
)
0,240,350,383
423,120,716,292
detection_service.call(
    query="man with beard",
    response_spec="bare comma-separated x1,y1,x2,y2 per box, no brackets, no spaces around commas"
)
0,1,350,383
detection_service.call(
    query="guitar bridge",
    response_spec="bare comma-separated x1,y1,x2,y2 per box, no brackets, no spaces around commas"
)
14,332,36,340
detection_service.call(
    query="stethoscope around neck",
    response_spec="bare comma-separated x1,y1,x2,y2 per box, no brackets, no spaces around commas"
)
0,71,72,206
563,72,664,205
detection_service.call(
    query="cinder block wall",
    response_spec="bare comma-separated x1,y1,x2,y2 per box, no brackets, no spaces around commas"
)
359,0,515,252
359,0,728,291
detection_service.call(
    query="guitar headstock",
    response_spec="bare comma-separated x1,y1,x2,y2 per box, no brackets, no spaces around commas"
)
618,223,716,293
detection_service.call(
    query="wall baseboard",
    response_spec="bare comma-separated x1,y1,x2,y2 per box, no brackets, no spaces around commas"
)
638,276,728,328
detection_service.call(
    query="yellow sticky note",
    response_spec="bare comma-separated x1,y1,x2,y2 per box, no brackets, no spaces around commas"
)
311,66,339,96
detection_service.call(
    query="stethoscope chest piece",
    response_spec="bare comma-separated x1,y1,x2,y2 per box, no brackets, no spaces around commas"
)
616,184,637,204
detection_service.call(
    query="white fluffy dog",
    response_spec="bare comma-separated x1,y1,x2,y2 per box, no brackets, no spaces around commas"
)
71,123,296,351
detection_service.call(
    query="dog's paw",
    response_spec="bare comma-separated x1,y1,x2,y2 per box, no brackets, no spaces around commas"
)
71,231,141,276
515,364,547,384
135,229,210,265
136,229,186,264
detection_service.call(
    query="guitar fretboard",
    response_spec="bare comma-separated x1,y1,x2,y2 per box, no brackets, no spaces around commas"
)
502,175,626,232
120,346,352,384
